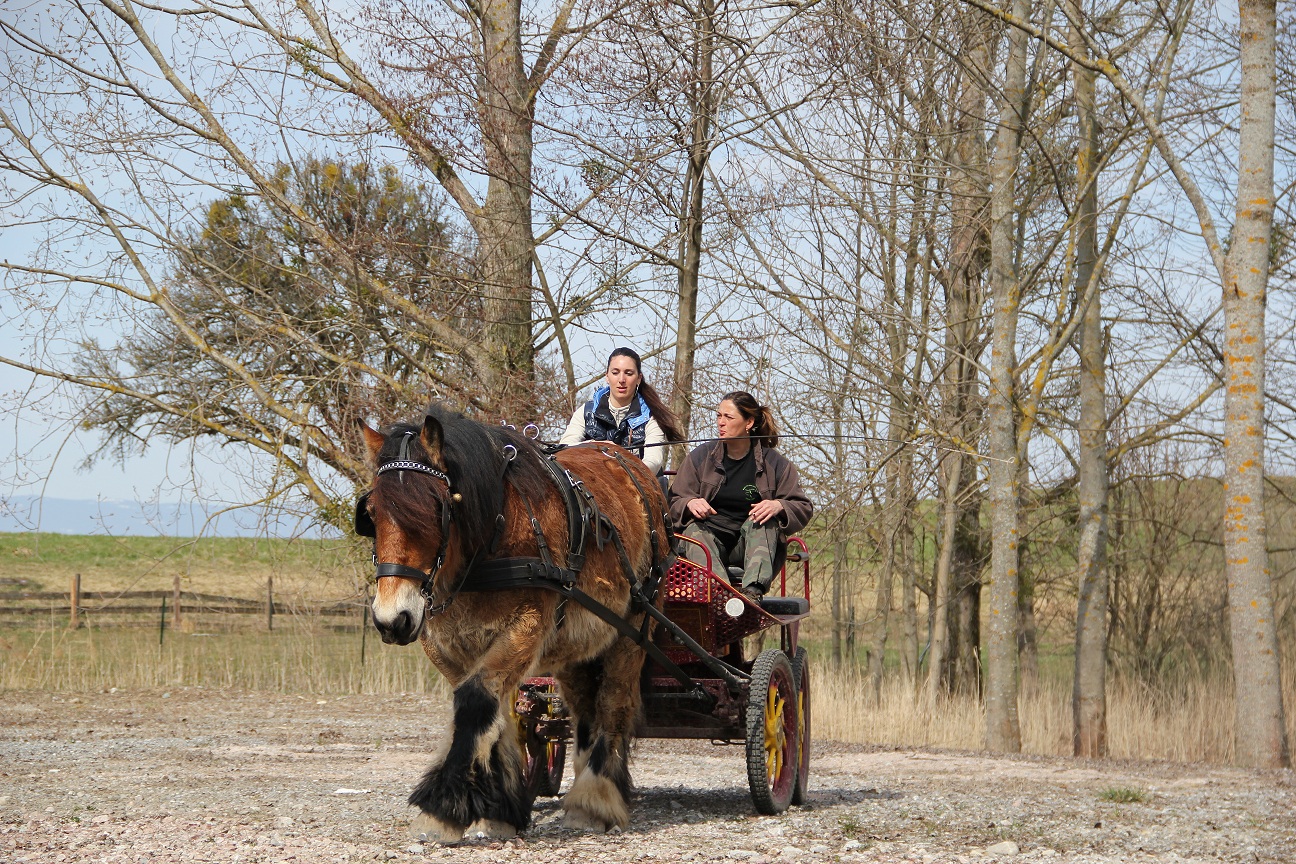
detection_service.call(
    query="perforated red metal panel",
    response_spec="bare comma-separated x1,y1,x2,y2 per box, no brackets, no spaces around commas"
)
712,582,774,646
656,558,779,659
663,558,711,604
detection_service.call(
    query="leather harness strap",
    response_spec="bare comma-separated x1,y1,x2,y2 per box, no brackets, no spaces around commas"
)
463,447,721,695
363,428,744,696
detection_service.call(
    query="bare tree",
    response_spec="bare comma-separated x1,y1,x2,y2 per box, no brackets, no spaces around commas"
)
0,0,609,512
1219,0,1289,769
1067,0,1110,758
983,0,1033,753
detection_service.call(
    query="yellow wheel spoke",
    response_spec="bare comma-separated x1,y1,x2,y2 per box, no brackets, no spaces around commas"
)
764,684,786,782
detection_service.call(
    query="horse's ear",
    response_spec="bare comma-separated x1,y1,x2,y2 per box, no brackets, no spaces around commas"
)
360,421,385,462
421,414,446,469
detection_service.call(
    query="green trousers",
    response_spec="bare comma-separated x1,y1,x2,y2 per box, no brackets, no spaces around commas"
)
681,519,778,593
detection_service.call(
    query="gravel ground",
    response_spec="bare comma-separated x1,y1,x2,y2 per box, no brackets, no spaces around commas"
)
1,689,1292,863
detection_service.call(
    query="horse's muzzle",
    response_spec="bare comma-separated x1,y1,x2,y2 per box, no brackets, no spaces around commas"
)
372,606,423,645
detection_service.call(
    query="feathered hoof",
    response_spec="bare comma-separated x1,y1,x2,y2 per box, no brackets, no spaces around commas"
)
561,771,629,833
561,808,613,833
410,812,466,845
465,818,519,840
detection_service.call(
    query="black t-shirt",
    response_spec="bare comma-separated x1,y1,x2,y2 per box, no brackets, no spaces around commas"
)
708,448,759,535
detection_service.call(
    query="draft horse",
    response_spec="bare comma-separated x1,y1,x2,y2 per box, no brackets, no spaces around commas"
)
358,404,674,841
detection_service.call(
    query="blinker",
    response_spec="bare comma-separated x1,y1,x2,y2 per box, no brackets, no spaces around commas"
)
354,491,376,538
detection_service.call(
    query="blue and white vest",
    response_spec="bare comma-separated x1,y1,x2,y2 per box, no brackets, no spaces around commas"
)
582,385,651,454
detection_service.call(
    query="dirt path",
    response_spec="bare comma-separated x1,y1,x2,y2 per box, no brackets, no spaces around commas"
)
1,689,1292,863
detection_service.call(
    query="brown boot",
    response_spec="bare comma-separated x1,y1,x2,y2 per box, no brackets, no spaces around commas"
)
741,584,764,604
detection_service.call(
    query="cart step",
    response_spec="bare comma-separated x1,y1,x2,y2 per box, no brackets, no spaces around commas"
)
759,596,809,616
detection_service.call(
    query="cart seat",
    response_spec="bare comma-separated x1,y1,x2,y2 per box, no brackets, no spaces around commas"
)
759,595,809,615
724,566,809,615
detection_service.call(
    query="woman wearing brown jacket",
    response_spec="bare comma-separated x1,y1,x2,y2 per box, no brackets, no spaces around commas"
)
667,391,813,602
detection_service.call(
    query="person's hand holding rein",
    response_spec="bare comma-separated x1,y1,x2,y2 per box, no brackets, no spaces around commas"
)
687,497,716,520
748,498,784,526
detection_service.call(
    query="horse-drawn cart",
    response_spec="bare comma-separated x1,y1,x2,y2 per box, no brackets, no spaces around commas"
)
361,409,812,838
517,537,813,814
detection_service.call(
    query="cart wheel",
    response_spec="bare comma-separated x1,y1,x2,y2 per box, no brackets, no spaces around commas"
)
746,649,798,815
790,646,810,805
524,725,567,797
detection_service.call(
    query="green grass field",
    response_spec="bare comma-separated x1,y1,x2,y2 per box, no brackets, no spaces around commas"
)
1,532,369,600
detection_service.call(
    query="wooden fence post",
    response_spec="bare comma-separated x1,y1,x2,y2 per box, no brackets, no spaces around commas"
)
69,573,81,629
360,595,369,666
266,576,274,631
172,574,183,628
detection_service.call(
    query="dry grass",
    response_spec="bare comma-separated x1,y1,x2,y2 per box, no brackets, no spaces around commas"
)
814,657,1296,763
0,623,448,697
10,620,1293,765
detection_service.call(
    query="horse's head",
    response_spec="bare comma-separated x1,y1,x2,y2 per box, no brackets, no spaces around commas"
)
358,413,457,646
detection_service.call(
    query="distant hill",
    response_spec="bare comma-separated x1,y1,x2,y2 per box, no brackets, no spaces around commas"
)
0,495,336,538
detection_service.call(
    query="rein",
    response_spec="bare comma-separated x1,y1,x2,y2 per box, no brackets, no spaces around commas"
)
358,426,741,695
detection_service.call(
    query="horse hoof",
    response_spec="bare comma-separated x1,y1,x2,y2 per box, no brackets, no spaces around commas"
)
561,808,611,833
466,819,518,840
410,812,465,845
561,771,629,833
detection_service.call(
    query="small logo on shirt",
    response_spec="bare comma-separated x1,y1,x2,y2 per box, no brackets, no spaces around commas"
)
743,484,759,502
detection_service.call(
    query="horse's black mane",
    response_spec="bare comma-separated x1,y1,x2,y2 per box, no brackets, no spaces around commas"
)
372,403,554,548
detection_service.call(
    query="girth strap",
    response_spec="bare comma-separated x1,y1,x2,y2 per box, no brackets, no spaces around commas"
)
534,448,590,573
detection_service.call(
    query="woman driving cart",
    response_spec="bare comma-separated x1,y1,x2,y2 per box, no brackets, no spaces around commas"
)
668,391,813,603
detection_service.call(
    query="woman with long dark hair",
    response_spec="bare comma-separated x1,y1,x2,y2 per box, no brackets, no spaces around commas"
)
558,347,683,474
667,391,813,602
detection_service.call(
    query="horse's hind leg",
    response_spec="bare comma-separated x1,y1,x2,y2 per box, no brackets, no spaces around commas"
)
556,659,601,782
561,637,646,832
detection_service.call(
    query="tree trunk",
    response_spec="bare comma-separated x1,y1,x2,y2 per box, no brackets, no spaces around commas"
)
1069,0,1110,759
1222,0,1289,770
833,532,846,665
949,501,984,694
941,12,991,697
926,450,962,703
478,0,535,416
983,0,1032,754
1017,567,1038,694
669,0,717,460
900,484,919,683
832,410,848,666
867,515,896,697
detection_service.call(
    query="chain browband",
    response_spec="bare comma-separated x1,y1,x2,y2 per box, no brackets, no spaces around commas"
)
366,430,457,609
377,460,450,484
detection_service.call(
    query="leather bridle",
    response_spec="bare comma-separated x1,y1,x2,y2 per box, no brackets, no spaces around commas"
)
355,431,456,608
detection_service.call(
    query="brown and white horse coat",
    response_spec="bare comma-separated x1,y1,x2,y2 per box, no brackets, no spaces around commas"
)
360,405,671,840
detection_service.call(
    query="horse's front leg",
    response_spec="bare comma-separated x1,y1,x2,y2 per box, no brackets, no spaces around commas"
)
409,602,546,842
407,643,473,845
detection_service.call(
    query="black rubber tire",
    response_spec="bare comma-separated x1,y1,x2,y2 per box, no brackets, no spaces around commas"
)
745,649,798,815
790,646,811,805
524,724,567,797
